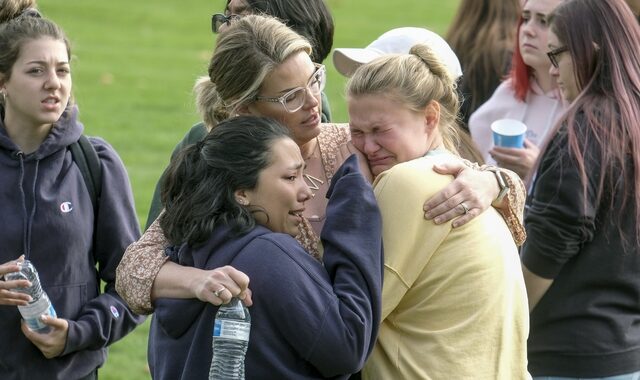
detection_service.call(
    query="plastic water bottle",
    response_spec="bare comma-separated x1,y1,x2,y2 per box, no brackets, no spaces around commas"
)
208,297,251,380
5,260,57,333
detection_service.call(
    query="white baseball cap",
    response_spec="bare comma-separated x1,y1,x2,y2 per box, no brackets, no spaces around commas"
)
333,27,463,79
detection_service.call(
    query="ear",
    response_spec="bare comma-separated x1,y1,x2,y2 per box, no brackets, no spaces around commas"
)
423,100,441,133
234,189,250,206
235,103,253,116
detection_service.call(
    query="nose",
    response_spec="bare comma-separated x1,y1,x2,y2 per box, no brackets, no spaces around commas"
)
362,134,379,156
299,181,313,202
44,69,61,90
302,86,320,110
521,20,535,37
549,64,559,78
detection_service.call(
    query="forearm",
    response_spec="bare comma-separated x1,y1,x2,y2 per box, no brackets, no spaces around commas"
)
522,264,553,312
115,217,169,314
150,261,205,300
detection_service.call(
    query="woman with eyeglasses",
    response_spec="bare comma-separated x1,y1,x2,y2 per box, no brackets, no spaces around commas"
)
521,0,640,378
469,0,567,179
116,14,526,319
144,0,336,230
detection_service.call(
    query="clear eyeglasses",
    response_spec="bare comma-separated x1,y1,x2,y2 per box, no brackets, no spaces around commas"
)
254,64,326,113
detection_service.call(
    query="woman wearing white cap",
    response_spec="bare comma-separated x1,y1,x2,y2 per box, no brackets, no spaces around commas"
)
347,44,530,380
116,15,525,321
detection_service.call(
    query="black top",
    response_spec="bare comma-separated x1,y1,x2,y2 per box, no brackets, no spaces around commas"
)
522,115,640,377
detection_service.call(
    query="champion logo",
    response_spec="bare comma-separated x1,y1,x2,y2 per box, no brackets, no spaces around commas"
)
110,305,120,318
59,202,73,213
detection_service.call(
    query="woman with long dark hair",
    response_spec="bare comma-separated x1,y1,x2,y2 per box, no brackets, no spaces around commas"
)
521,0,640,378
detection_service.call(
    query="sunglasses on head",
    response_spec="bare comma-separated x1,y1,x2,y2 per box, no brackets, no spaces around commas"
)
211,13,241,34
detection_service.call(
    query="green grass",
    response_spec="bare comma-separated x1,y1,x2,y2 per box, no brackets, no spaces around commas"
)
35,0,459,378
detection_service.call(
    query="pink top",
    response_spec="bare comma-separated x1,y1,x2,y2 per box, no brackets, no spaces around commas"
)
469,78,566,164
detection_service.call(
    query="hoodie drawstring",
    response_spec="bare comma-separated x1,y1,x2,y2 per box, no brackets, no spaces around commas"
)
17,152,40,259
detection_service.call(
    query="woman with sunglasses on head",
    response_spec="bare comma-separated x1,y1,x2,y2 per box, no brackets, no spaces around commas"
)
469,0,567,179
521,0,640,378
145,0,335,228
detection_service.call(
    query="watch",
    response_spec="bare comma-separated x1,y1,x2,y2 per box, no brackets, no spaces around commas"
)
486,168,510,205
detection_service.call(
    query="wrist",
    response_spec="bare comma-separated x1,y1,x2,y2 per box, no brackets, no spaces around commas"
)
485,167,510,206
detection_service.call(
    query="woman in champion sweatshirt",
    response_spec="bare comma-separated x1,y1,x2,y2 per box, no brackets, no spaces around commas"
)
0,14,144,380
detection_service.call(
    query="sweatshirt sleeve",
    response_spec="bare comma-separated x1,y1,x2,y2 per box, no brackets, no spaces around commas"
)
242,154,383,377
62,137,145,355
521,124,600,278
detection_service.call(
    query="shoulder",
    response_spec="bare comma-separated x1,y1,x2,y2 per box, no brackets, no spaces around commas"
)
469,80,519,127
236,231,328,284
319,123,350,144
184,122,208,143
373,155,457,199
172,122,208,156
85,136,120,162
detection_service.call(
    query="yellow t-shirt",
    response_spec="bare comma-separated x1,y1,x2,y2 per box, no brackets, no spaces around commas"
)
363,154,530,380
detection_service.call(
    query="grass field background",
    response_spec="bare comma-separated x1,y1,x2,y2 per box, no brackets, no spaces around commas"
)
35,0,459,378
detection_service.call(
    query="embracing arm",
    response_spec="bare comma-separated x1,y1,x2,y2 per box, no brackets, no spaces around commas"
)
116,216,252,315
423,160,526,246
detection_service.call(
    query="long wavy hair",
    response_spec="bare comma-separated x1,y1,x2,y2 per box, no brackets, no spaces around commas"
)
160,116,291,246
544,0,640,245
446,0,520,116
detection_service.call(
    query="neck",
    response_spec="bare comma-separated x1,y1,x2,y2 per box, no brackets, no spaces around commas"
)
426,134,444,153
3,116,52,154
532,68,555,93
298,137,318,161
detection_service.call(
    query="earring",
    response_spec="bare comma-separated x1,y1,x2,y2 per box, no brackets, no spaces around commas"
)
237,198,249,206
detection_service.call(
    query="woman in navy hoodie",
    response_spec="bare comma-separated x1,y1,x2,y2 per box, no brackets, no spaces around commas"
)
0,15,143,380
148,116,383,379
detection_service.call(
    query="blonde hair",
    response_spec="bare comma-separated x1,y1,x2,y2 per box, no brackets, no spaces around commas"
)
197,14,311,130
0,0,38,24
346,44,461,153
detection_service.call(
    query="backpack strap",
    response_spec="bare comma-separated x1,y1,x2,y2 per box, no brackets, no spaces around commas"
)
69,135,102,213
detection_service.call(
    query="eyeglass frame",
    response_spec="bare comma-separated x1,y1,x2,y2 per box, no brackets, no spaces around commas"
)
254,64,326,113
211,13,240,34
547,46,569,68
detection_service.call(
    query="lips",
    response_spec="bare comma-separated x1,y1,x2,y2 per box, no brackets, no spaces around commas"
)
301,112,320,128
42,95,60,104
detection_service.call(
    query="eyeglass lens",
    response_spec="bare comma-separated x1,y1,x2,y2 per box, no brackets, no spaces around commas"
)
283,66,326,112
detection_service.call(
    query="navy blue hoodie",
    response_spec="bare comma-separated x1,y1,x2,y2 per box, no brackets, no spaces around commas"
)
148,154,383,379
0,106,144,379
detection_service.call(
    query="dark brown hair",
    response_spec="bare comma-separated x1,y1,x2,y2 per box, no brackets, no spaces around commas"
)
544,0,640,245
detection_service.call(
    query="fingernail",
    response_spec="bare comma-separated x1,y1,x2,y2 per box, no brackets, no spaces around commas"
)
424,212,432,219
433,217,442,224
